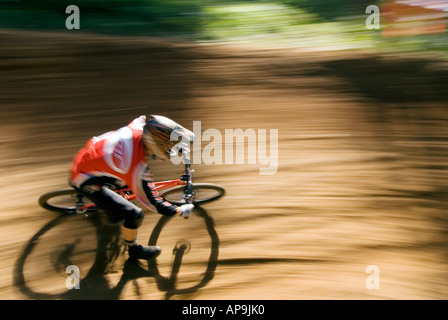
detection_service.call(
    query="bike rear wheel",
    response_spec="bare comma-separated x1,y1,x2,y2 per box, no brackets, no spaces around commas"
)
159,183,225,205
38,189,99,214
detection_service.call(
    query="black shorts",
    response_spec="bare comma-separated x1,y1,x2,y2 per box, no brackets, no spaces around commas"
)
76,177,144,228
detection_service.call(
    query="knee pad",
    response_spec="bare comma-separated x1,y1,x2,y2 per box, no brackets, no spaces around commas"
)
123,208,144,229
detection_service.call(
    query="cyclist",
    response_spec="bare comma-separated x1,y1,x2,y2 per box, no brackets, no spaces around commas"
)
69,115,195,261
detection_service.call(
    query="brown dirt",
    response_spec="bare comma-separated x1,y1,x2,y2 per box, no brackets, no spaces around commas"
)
1,30,447,300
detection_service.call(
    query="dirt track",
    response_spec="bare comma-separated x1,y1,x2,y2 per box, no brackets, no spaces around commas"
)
1,30,447,300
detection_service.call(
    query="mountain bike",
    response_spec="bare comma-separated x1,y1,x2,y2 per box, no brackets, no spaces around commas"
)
38,163,225,215
15,162,224,299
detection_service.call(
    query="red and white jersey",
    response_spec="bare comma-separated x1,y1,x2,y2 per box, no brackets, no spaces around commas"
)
70,116,154,209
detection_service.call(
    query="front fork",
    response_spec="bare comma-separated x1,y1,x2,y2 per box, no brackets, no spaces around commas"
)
181,163,194,204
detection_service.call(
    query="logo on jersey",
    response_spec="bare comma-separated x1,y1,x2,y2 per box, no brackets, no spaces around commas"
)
103,127,133,174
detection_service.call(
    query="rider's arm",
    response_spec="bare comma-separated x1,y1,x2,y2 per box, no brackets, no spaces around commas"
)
142,180,181,216
139,165,181,216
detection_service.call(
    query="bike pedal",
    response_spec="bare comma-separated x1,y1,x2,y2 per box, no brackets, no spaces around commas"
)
76,204,87,215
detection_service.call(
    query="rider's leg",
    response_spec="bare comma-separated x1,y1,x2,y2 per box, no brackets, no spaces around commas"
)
121,226,138,246
119,207,161,260
77,179,160,260
118,202,149,253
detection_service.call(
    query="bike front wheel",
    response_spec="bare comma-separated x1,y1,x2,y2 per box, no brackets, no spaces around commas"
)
38,189,99,214
159,183,225,206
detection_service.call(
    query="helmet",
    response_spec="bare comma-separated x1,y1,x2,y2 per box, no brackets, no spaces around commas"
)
143,115,194,160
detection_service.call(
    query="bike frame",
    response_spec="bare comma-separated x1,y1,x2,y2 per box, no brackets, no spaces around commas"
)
117,178,186,201
76,163,192,213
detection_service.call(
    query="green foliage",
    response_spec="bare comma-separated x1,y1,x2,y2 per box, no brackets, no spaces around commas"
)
201,3,320,40
1,0,204,36
283,0,381,21
0,0,445,52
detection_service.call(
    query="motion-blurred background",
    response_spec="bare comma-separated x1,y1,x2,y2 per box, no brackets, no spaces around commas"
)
1,0,447,300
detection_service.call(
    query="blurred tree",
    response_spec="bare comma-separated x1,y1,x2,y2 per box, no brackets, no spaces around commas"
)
3,0,204,35
284,0,381,21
